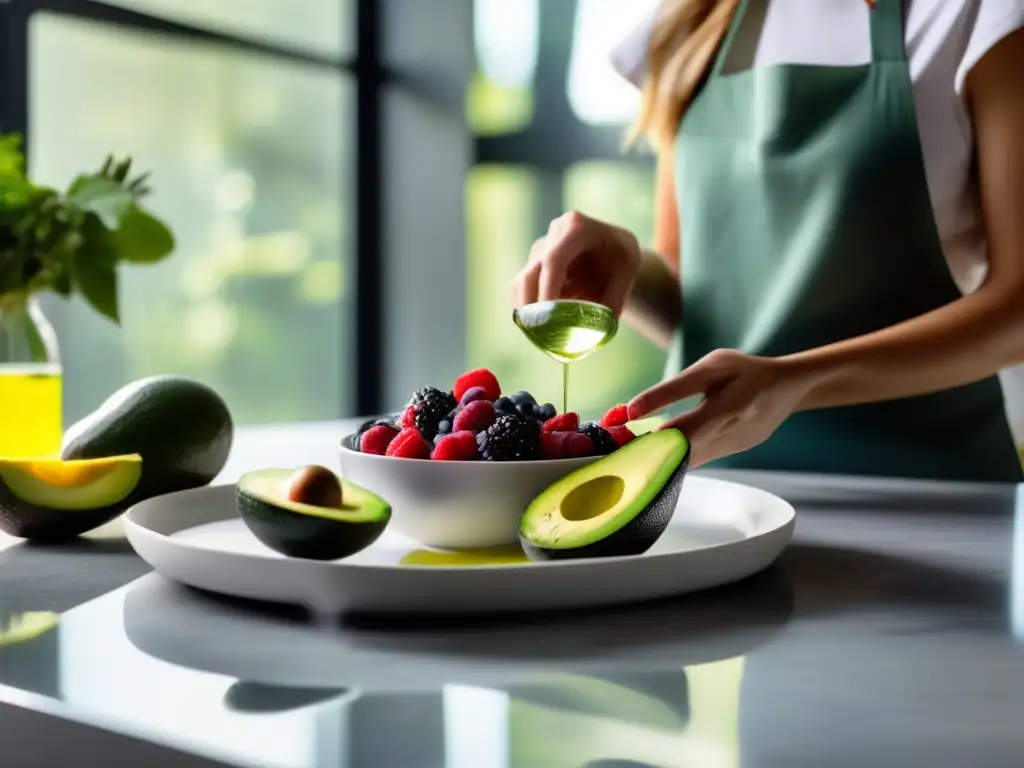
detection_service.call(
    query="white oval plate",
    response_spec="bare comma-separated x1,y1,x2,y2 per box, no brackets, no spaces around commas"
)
123,474,796,615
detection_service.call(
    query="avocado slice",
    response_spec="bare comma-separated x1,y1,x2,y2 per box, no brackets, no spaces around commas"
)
0,455,143,540
236,467,391,561
519,429,690,561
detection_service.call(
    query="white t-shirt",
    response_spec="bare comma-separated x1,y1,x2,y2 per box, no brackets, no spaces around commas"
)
611,0,1024,447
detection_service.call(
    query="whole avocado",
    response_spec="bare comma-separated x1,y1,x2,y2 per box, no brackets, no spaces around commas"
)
61,375,234,502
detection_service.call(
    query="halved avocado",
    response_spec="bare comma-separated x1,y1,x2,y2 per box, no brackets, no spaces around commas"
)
236,467,391,561
518,429,690,561
0,455,143,541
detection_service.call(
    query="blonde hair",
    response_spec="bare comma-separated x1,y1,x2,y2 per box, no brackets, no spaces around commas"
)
630,0,878,150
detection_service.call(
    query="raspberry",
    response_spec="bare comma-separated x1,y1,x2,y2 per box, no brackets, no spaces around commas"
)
453,399,497,432
407,387,457,440
579,422,619,456
542,412,579,434
540,430,593,459
606,425,636,447
478,415,540,461
453,368,501,402
399,406,416,429
355,417,399,448
432,431,479,461
385,428,431,459
600,404,629,428
360,424,399,455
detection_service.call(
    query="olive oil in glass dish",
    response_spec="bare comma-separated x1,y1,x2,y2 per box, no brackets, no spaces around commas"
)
513,299,619,413
0,296,63,457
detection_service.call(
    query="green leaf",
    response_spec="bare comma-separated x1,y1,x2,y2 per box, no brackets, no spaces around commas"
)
66,176,133,230
71,217,120,323
0,134,26,179
110,205,175,263
73,250,119,324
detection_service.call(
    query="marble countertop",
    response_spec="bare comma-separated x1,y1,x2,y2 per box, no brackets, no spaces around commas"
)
2,419,1023,768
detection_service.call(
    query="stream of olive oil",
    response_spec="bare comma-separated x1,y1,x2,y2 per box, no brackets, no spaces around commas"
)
0,365,63,457
513,300,618,412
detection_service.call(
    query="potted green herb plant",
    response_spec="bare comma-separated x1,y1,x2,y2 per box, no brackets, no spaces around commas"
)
0,133,175,456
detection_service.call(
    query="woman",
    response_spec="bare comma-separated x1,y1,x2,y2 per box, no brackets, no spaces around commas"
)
512,0,1024,482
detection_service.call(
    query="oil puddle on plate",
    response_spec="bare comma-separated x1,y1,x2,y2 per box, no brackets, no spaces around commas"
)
398,546,530,567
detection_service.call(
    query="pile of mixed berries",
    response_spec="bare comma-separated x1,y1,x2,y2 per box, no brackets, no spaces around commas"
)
354,368,640,461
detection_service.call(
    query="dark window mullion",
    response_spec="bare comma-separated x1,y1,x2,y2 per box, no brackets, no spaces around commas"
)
354,0,384,416
0,1,30,146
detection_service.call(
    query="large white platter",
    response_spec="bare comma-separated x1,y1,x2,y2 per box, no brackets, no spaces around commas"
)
122,474,796,615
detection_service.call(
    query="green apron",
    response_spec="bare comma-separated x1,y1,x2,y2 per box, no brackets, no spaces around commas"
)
672,0,1022,483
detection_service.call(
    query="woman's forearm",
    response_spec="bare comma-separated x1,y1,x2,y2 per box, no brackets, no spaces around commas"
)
622,248,683,350
784,283,1024,412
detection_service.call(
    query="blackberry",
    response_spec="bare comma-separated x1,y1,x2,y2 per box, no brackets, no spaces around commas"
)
579,422,618,456
407,387,457,439
479,415,540,461
354,417,399,451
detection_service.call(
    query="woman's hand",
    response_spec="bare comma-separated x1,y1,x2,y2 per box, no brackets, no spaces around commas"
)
627,349,819,468
512,211,642,315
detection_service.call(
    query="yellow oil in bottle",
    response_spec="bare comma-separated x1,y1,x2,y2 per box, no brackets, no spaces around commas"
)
513,300,619,412
0,365,63,457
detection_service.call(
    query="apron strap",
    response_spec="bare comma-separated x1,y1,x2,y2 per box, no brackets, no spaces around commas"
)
709,0,751,79
869,0,908,63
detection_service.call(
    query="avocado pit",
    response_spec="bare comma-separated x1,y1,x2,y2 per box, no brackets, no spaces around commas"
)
284,465,343,509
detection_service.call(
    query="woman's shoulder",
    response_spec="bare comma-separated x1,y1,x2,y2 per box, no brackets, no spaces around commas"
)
916,0,1024,96
609,3,661,89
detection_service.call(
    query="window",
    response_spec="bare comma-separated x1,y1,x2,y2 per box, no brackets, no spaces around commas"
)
468,0,664,417
1,0,371,426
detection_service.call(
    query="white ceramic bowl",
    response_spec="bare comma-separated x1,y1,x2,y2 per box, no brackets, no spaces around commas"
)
338,434,600,549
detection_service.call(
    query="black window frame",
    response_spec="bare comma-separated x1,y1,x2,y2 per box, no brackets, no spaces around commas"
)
0,0,651,420
0,0,387,416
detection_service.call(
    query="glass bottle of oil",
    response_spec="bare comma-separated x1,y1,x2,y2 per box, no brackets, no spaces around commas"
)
513,299,618,413
0,295,63,457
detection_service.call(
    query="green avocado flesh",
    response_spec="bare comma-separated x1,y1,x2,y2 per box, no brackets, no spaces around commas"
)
236,468,391,561
0,456,143,540
518,429,690,561
61,375,233,503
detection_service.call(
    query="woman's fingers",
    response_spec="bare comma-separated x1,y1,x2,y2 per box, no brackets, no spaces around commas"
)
628,355,734,419
514,260,541,307
537,223,593,303
600,268,636,317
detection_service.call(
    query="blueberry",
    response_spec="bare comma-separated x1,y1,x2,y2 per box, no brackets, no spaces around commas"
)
538,403,557,420
509,390,536,406
437,419,453,435
494,396,516,413
516,401,536,418
460,386,489,406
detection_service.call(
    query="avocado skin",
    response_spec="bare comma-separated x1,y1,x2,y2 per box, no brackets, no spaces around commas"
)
0,480,130,541
236,488,389,561
519,460,689,562
62,376,233,503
